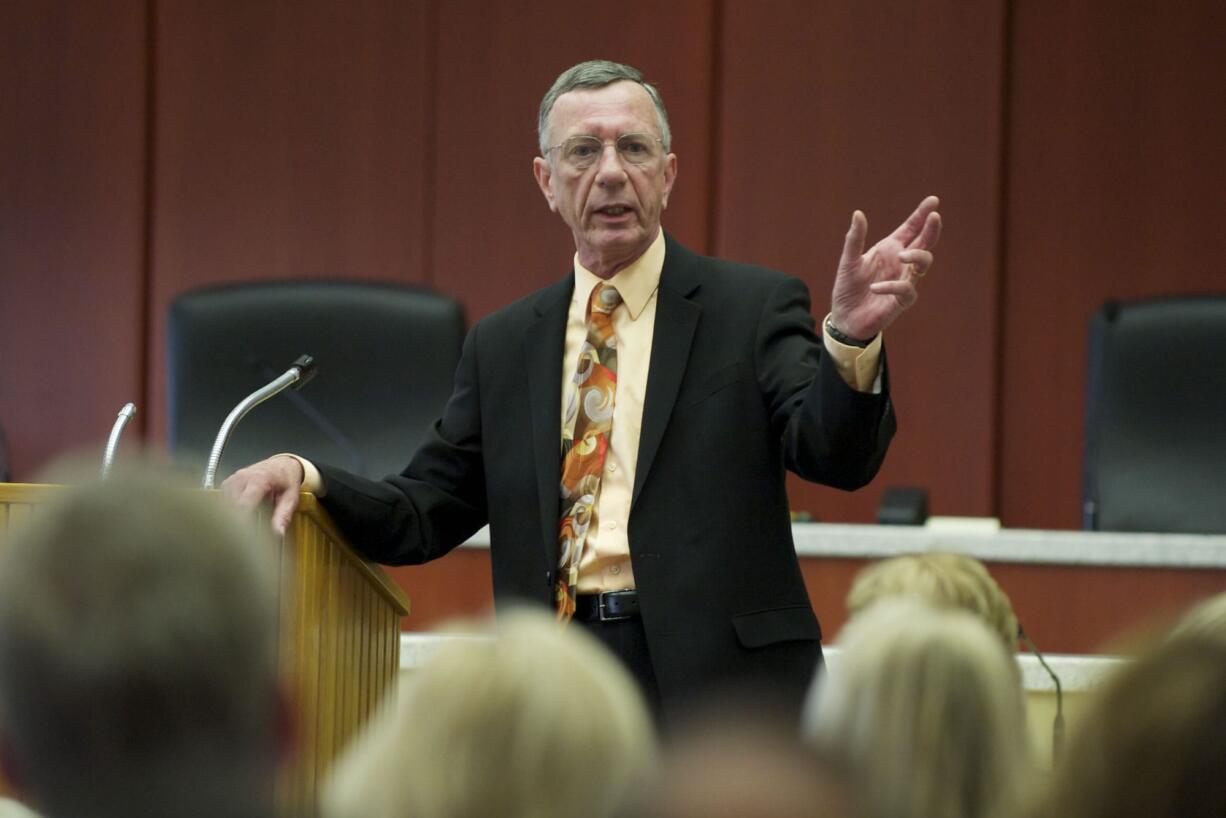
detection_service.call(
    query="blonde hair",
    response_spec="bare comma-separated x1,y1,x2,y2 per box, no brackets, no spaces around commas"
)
322,609,655,818
806,599,1030,818
1040,636,1226,818
847,552,1019,650
1168,591,1226,646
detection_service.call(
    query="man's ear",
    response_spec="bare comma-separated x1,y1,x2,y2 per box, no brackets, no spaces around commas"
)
661,152,678,210
533,157,558,212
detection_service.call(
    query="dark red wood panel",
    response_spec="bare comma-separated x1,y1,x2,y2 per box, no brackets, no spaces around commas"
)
431,0,717,321
392,546,1222,656
147,1,433,443
0,3,149,478
385,550,494,631
803,557,1224,654
8,0,1225,537
716,1,1007,523
999,2,1226,529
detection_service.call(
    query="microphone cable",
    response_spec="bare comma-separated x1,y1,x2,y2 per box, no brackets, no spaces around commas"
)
1019,625,1064,763
250,357,368,476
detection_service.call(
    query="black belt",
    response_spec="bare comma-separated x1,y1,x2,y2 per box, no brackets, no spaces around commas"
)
574,589,640,622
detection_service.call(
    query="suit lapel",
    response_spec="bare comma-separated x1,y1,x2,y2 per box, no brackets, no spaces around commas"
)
525,275,573,566
632,235,702,507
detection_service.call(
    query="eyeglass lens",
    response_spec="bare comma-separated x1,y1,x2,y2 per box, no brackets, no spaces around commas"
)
560,134,660,169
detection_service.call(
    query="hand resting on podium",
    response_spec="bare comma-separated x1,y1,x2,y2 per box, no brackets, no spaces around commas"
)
222,454,307,536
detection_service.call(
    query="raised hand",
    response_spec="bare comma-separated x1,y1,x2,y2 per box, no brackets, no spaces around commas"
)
829,195,941,341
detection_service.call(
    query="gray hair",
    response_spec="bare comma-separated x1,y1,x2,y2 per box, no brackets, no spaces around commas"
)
0,470,281,817
538,59,672,156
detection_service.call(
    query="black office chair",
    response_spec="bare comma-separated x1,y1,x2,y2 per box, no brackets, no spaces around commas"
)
1082,295,1226,533
168,280,465,481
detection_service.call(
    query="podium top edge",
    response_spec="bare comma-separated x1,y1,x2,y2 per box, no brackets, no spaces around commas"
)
294,491,411,616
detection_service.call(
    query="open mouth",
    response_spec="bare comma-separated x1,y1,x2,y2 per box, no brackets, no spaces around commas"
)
594,205,633,219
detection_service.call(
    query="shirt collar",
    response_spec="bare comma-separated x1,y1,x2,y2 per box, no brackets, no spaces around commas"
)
572,230,665,321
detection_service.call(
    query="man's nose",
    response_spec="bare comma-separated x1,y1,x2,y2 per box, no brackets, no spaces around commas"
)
594,144,628,183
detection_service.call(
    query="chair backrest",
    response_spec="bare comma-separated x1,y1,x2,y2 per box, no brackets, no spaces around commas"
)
1083,295,1226,533
168,280,464,481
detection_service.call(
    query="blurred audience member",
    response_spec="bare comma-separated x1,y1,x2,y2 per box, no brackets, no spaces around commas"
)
321,609,655,818
1039,636,1226,818
1167,591,1226,645
620,709,855,818
846,551,1019,650
0,471,288,818
0,798,40,818
805,599,1031,818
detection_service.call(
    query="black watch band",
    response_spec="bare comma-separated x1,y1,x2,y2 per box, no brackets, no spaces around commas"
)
824,316,872,348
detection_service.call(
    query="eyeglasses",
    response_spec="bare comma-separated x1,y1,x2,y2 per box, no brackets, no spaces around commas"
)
544,133,664,170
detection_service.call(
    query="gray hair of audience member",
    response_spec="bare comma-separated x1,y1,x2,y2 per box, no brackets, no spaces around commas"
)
538,59,672,156
1039,636,1226,818
1167,591,1226,646
846,551,1020,651
321,608,656,818
0,471,281,817
804,599,1031,818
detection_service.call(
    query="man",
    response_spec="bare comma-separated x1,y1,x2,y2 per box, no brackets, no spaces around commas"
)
225,60,940,715
0,472,289,818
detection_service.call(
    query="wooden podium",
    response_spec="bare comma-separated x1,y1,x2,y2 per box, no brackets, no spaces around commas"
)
0,484,410,813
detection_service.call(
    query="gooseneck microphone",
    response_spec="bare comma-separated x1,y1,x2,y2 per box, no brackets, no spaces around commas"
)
1019,625,1064,762
101,403,137,478
202,355,318,489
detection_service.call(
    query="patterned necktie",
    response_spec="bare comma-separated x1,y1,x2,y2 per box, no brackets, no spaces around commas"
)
556,282,622,621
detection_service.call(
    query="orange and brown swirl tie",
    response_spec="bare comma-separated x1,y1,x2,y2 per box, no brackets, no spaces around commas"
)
556,283,622,622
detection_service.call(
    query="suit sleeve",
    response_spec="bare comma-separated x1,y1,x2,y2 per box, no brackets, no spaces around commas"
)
315,323,489,565
755,275,896,490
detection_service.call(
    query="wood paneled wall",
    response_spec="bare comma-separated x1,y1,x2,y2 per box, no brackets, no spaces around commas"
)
716,1,1007,523
1,3,150,469
3,1,1223,535
999,0,1226,528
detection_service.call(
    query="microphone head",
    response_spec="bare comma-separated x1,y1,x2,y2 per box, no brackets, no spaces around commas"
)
290,355,318,389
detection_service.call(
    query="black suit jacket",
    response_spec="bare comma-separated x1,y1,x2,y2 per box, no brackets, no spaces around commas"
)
317,234,895,710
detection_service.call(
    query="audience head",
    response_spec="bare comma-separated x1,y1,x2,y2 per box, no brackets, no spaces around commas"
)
805,599,1030,818
0,470,284,818
0,798,41,818
322,608,655,818
1167,591,1226,645
622,708,855,818
1040,635,1226,818
847,551,1019,651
